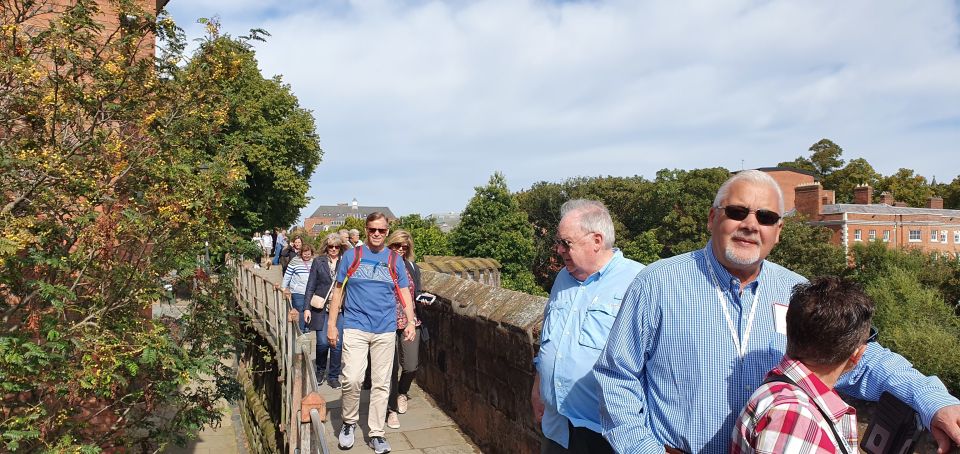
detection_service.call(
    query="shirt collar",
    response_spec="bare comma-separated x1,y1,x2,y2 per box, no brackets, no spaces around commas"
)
774,356,856,422
579,249,623,284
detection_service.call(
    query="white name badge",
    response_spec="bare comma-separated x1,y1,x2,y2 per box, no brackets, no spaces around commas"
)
773,302,789,334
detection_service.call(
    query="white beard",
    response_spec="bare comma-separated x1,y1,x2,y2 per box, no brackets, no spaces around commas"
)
725,244,761,267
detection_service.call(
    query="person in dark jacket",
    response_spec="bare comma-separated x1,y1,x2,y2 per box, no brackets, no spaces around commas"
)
279,235,302,276
304,232,345,389
383,229,435,429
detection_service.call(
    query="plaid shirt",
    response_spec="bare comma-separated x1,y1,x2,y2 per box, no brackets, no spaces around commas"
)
732,356,858,454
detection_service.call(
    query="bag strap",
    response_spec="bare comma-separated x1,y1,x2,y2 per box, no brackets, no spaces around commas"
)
762,373,849,454
388,250,405,307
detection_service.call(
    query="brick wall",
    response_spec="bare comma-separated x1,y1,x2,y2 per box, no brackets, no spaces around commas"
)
417,270,546,454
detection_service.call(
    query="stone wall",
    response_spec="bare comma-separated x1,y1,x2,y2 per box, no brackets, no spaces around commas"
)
416,270,546,454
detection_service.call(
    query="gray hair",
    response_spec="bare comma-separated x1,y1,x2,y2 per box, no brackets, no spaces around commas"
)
338,229,348,235
560,199,615,248
324,232,344,248
713,170,784,214
348,228,360,236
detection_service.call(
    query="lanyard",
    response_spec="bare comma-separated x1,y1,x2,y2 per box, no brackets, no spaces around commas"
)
704,256,762,358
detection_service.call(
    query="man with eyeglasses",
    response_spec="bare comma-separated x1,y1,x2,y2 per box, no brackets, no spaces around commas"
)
327,212,417,454
594,170,960,453
531,199,645,454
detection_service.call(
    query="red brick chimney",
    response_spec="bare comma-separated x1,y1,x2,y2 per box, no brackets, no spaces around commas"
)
880,191,894,205
853,185,872,204
821,190,835,206
926,196,944,209
795,183,823,217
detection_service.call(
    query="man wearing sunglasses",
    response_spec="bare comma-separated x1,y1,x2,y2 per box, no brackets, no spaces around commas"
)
593,170,960,453
326,212,417,454
532,199,645,454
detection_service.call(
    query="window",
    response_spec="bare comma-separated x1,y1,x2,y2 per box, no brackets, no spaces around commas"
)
854,229,862,241
883,230,890,242
909,230,921,242
869,230,876,240
941,230,948,243
955,231,960,243
931,230,939,242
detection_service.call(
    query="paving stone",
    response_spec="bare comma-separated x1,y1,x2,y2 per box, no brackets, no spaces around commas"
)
403,427,471,449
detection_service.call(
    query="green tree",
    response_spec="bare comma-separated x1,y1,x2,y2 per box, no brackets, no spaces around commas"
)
450,173,542,295
653,168,730,257
877,168,934,208
778,138,844,180
176,24,322,233
860,267,960,395
939,175,960,209
1,3,245,450
767,215,846,278
392,214,452,258
822,158,881,204
620,230,662,265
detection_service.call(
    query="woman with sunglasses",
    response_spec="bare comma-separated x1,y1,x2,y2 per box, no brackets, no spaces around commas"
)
384,230,429,429
304,232,346,389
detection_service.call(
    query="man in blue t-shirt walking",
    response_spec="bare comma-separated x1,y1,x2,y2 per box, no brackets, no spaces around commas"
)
327,212,416,454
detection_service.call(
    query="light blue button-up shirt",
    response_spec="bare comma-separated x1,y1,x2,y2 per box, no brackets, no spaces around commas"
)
535,249,645,447
594,242,960,453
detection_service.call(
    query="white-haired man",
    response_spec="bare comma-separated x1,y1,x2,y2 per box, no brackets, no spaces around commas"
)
594,170,960,453
532,199,645,454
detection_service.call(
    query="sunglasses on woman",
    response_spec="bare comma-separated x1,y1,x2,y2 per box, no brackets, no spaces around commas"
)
717,205,781,226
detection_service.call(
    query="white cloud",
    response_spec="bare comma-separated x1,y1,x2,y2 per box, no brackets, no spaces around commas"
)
166,0,960,220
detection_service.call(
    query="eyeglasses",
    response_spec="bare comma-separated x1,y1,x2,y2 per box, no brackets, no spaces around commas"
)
327,245,340,250
867,326,879,343
366,227,388,235
553,232,593,251
389,243,408,251
717,205,781,226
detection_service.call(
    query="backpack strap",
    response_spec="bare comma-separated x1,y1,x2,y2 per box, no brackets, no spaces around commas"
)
762,373,849,454
388,250,405,307
342,246,363,288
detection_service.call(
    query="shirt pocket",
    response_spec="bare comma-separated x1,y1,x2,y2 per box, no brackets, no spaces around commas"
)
578,299,621,350
541,305,568,345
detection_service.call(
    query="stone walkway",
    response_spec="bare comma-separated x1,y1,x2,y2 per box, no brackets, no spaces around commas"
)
255,262,481,453
318,381,479,454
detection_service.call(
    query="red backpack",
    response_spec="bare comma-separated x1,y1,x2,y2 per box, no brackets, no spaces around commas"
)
342,246,405,307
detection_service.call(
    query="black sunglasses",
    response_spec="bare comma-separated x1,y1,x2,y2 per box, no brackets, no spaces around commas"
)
366,227,388,235
718,205,781,226
867,326,879,343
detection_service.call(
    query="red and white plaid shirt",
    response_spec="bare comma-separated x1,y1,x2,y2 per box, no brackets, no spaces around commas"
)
731,356,858,454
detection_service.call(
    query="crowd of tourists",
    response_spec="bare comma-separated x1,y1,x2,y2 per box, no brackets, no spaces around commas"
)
255,171,960,454
266,215,431,454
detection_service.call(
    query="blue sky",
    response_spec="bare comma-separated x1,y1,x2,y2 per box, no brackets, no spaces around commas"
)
165,0,960,220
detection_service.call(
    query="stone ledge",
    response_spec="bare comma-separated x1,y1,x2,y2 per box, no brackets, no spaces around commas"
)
420,270,545,335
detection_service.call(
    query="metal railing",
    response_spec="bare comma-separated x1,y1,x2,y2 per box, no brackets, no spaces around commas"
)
231,258,330,454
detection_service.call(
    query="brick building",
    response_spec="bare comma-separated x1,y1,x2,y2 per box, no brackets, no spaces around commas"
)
304,198,396,234
792,183,960,257
756,167,817,212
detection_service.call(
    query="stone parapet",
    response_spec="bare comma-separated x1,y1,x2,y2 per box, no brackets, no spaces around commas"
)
419,256,502,287
417,269,546,454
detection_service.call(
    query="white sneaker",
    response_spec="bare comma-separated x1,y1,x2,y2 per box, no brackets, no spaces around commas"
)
397,394,408,414
368,436,391,453
386,411,400,429
338,422,356,449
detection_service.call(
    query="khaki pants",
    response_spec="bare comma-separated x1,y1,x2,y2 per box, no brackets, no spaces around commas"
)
340,328,395,437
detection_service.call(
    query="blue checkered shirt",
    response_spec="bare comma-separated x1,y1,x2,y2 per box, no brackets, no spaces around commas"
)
594,242,960,453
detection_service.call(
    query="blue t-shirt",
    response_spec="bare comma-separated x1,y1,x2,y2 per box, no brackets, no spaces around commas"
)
336,245,410,334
